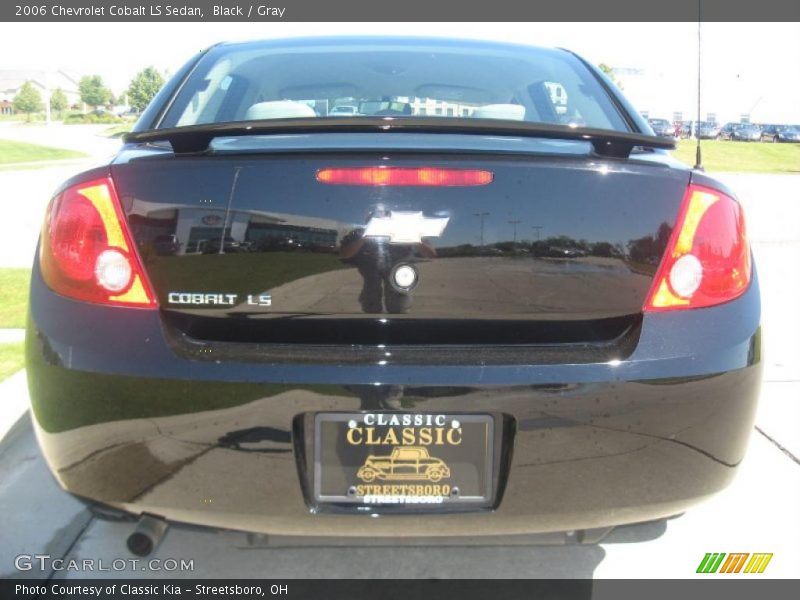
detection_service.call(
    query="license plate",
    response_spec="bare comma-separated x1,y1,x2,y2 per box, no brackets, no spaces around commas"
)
313,413,494,506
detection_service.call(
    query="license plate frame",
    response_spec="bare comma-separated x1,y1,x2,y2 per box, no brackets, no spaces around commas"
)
313,412,494,506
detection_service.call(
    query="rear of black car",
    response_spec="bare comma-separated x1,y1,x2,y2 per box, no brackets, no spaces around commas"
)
26,37,761,540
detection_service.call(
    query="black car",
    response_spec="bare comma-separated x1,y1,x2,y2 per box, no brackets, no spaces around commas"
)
199,236,251,254
731,123,762,142
760,124,781,142
27,37,760,546
151,234,181,256
779,126,800,143
717,122,740,140
761,124,800,143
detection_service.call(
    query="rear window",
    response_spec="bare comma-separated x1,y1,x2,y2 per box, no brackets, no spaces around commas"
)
158,39,629,132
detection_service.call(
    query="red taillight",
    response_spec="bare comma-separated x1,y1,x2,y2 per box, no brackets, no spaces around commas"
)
40,177,156,308
316,167,493,186
643,183,751,311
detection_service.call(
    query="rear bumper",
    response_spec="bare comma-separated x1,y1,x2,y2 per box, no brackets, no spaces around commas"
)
26,260,762,537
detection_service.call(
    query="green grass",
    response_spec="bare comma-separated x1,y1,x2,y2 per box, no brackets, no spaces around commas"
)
0,342,24,382
0,268,30,328
0,113,44,123
0,139,87,165
63,113,123,125
149,251,350,299
671,139,800,173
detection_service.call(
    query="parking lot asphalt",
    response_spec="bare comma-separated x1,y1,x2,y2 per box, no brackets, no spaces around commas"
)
0,162,797,579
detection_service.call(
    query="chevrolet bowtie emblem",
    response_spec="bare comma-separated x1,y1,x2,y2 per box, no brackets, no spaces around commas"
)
363,211,450,244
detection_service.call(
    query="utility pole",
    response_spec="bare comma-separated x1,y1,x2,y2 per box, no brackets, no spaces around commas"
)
473,212,489,246
44,71,51,126
508,220,521,245
219,167,241,255
531,225,543,241
694,5,703,170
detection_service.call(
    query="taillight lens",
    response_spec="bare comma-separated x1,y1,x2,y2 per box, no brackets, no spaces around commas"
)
316,167,493,186
644,183,751,311
40,177,156,308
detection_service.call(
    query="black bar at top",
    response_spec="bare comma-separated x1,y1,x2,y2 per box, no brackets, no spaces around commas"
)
1,0,799,22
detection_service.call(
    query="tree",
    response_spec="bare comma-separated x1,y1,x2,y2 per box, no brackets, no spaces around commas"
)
598,63,624,90
79,75,111,109
127,67,165,112
13,81,43,120
50,88,68,113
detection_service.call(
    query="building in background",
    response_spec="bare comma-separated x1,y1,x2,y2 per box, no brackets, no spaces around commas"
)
129,203,354,256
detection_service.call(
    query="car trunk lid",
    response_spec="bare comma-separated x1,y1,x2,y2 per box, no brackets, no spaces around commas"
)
112,141,689,345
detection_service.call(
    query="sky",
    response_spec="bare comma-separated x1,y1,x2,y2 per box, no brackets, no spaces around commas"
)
1,21,798,123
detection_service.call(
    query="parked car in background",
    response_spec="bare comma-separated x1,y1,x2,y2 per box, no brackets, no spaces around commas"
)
153,234,181,256
544,244,588,258
199,236,252,254
760,125,781,142
718,122,740,140
778,126,800,143
761,124,800,143
329,105,359,117
648,118,677,138
695,121,721,139
676,120,694,138
358,100,414,116
731,124,762,142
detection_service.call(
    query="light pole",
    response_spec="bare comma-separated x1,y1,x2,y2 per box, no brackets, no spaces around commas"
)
508,220,521,245
219,167,241,255
473,212,489,246
44,71,51,126
531,225,543,241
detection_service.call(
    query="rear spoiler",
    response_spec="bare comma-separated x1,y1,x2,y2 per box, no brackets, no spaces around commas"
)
123,117,675,158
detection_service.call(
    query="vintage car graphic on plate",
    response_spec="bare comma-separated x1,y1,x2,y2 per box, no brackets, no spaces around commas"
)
356,446,452,483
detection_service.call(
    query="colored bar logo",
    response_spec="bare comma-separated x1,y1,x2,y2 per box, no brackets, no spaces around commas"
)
696,553,773,574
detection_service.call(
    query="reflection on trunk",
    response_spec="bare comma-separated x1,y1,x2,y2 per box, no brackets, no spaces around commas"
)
113,150,690,337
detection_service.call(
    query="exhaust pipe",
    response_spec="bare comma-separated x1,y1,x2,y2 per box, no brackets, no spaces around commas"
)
126,514,169,557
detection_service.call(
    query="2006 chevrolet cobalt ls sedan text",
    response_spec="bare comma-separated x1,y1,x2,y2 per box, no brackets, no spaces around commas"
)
26,37,761,543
